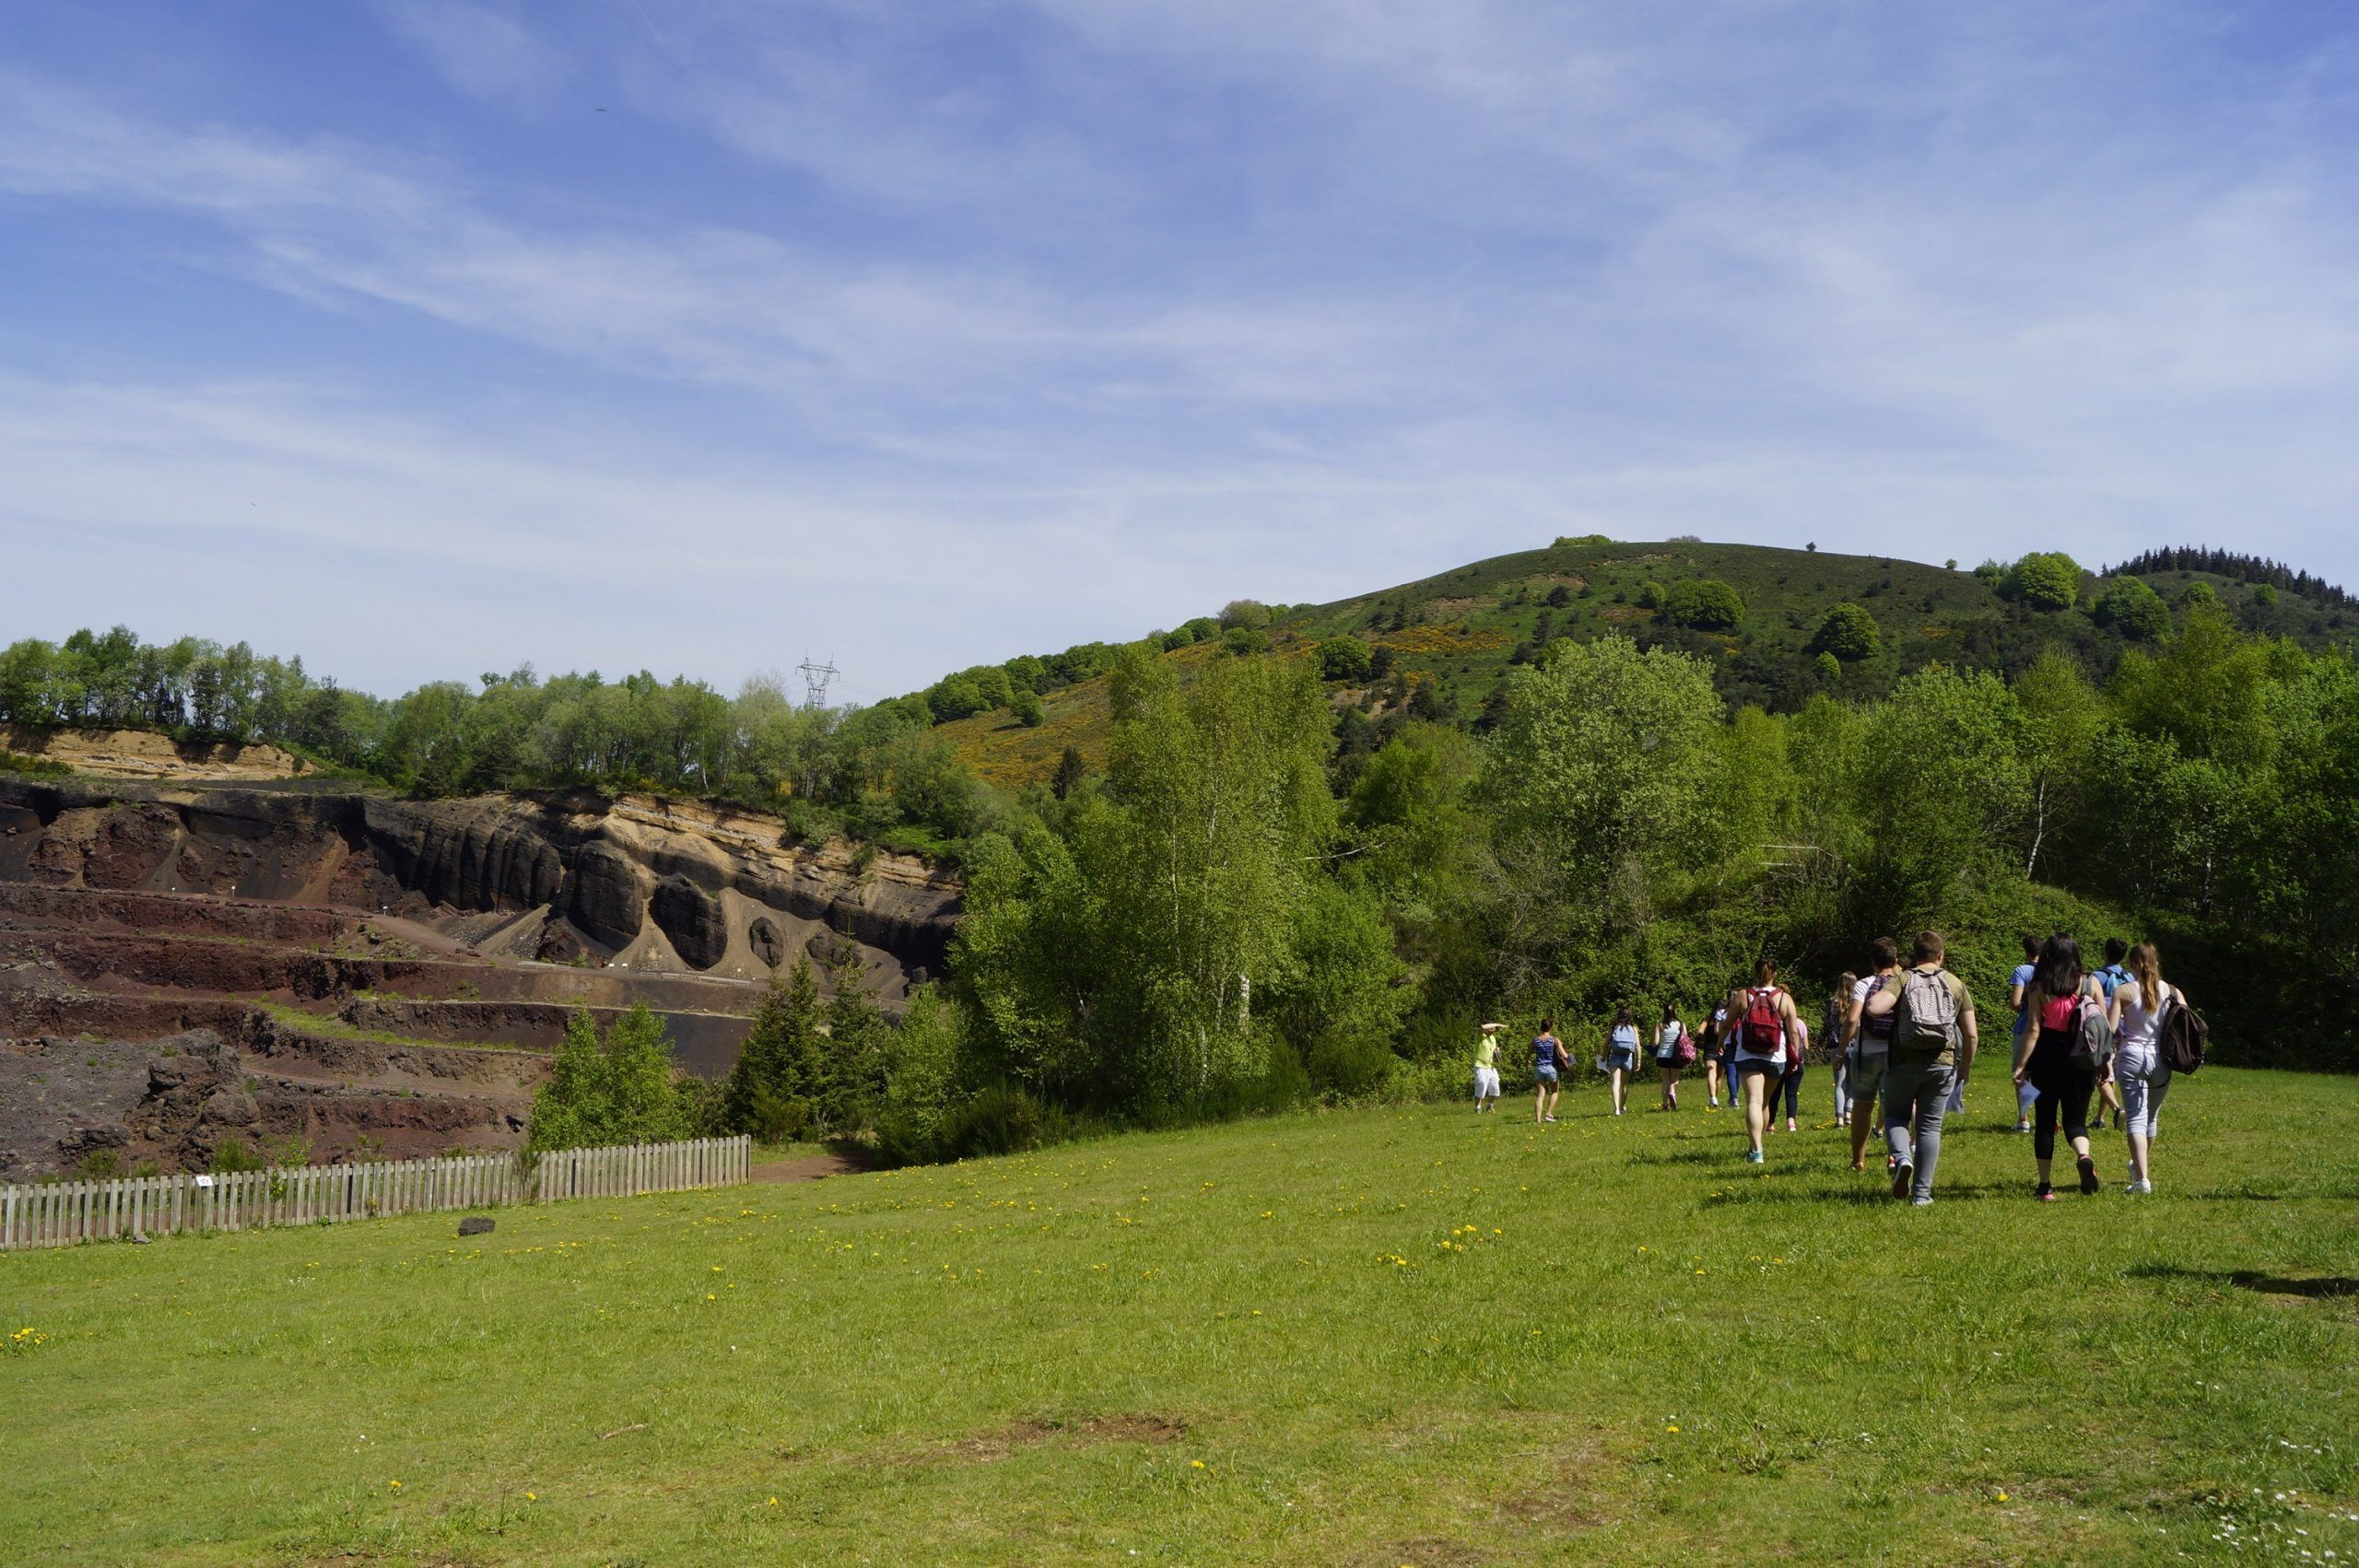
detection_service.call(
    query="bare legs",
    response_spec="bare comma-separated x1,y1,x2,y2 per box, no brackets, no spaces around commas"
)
1742,1070,1772,1157
1659,1064,1679,1111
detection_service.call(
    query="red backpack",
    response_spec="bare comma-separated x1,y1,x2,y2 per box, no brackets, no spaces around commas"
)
1741,988,1785,1057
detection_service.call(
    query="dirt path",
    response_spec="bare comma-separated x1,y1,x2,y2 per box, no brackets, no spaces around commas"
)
750,1152,872,1184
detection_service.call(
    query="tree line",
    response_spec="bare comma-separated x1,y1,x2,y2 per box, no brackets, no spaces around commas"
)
550,588,2359,1164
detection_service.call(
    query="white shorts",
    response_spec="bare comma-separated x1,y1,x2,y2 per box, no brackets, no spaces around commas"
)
1473,1066,1501,1097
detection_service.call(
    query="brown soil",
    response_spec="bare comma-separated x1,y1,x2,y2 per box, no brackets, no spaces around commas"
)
749,1152,872,1184
924,1413,1189,1464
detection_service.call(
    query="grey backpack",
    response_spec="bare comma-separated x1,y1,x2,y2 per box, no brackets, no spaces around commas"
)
1895,966,1957,1055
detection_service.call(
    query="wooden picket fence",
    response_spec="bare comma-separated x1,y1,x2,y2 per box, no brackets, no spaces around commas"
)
0,1134,751,1252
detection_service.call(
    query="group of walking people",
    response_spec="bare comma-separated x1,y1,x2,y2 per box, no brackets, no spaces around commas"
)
1475,929,2201,1203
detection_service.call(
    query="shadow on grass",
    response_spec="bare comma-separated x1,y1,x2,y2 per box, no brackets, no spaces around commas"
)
1698,1177,2024,1207
2125,1263,2359,1300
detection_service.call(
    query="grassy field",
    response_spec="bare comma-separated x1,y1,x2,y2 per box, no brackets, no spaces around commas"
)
4,1069,2354,1564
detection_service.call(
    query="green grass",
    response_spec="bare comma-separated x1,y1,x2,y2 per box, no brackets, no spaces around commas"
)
255,999,521,1056
4,1069,2354,1563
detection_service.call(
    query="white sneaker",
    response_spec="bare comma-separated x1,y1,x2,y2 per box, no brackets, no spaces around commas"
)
2126,1178,2153,1195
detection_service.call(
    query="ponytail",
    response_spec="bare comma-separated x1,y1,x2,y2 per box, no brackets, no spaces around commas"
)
2128,942,2165,1009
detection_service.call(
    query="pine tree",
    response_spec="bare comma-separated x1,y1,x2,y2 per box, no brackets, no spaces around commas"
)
723,959,826,1141
820,943,886,1132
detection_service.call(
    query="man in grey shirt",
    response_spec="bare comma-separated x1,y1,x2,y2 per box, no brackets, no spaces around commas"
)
1881,930,1978,1206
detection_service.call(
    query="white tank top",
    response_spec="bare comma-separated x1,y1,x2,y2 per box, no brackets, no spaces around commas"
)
2115,980,2172,1050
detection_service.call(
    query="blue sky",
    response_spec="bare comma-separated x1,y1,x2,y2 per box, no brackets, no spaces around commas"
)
3,2,2354,701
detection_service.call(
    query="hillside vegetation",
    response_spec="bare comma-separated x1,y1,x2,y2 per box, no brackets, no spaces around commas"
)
4,1073,2353,1564
10,539,2357,1169
934,539,2354,789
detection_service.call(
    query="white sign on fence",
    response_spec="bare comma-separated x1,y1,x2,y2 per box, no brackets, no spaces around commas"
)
0,1134,753,1252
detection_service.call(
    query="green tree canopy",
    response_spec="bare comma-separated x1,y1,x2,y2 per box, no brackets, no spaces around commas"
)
2006,552,2083,612
1808,603,1882,661
2092,576,2170,640
528,1004,692,1152
1482,637,1727,976
1316,637,1373,681
1661,579,1744,631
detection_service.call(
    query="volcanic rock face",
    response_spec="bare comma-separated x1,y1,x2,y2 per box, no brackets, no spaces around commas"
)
0,778,960,991
650,874,728,970
566,842,646,947
0,777,965,1176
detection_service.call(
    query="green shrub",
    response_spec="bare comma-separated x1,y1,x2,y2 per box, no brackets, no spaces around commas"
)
2003,552,2083,612
925,676,988,722
2092,576,2170,640
1661,579,1744,631
1808,603,1881,661
1315,638,1373,681
208,1137,264,1174
528,1004,694,1152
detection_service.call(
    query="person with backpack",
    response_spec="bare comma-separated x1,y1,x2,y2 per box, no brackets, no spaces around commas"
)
2091,938,2133,1130
1532,1017,1567,1125
1473,1022,1504,1113
2013,933,2108,1200
1882,930,1978,1205
1710,1004,1737,1112
1775,1013,1811,1134
1604,1005,1641,1117
2008,934,2042,1133
1653,1002,1693,1112
1826,973,1857,1126
1846,938,1902,1173
2104,943,2189,1194
1722,961,1801,1164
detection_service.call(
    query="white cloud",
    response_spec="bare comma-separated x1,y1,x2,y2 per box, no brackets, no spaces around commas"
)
370,1,568,105
4,4,2359,699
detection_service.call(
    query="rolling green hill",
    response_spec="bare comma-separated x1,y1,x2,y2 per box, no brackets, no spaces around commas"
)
937,538,2353,790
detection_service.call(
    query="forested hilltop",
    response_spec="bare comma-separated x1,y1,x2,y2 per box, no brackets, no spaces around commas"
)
6,538,2355,1157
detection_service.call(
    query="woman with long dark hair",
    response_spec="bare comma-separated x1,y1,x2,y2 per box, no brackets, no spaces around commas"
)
2013,933,2107,1199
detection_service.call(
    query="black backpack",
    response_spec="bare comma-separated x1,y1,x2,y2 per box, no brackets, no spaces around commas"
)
2158,990,2207,1075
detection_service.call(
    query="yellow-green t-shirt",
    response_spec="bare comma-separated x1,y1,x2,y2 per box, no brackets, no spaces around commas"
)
1474,1036,1498,1070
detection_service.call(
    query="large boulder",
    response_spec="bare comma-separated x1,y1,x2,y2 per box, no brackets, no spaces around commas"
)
650,874,728,971
564,844,644,948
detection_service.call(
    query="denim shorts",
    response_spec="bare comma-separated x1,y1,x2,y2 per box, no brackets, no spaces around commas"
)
1534,1064,1559,1084
1605,1046,1637,1072
1733,1057,1782,1078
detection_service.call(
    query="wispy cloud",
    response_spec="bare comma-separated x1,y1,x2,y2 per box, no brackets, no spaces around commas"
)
1,3,2355,698
371,1,569,106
